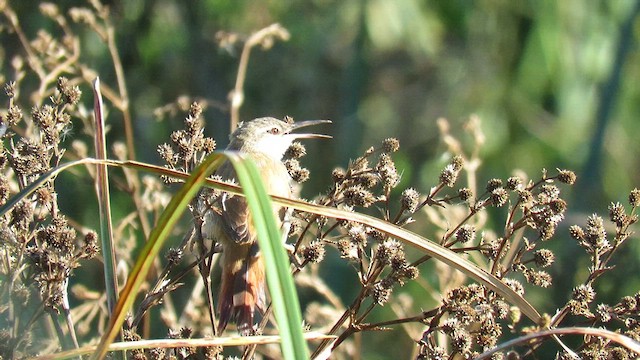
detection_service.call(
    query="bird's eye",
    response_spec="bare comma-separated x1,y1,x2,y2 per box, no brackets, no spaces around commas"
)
267,127,280,135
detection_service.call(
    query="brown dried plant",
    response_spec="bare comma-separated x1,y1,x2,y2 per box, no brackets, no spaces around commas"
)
0,2,639,360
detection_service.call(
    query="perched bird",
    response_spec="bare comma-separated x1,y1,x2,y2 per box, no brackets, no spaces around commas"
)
203,117,330,334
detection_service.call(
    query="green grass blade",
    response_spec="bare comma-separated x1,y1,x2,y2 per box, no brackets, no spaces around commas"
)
92,77,119,315
225,152,307,360
91,153,226,360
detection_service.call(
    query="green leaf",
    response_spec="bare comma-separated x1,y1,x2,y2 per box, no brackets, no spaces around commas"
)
225,152,308,360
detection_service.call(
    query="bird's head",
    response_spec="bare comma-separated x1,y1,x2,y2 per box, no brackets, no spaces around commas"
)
229,117,331,159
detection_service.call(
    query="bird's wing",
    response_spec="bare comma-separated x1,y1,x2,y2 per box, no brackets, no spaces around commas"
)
220,192,253,244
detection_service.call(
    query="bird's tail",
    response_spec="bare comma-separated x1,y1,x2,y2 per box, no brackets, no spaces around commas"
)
217,242,266,335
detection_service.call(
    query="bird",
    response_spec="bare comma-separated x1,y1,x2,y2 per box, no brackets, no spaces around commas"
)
202,117,330,335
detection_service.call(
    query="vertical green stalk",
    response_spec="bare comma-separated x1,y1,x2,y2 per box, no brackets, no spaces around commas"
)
92,77,119,315
226,153,307,360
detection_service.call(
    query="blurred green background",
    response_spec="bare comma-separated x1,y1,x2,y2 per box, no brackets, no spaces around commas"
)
4,0,640,357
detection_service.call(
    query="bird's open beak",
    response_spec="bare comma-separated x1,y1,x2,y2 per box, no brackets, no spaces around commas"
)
289,120,332,139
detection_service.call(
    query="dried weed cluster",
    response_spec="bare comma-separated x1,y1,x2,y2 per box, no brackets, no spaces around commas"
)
0,2,639,360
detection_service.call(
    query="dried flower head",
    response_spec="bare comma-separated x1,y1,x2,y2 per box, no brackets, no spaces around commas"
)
369,280,391,305
285,141,307,159
166,247,183,265
451,155,464,171
337,239,358,260
459,187,473,202
629,188,640,207
486,178,503,192
331,167,346,183
455,224,476,244
301,241,326,263
572,284,596,303
440,164,458,187
375,239,402,264
285,159,310,183
490,187,508,207
533,249,555,268
401,188,420,213
4,81,16,97
376,153,400,190
608,202,626,227
569,225,585,241
506,176,522,190
523,269,552,288
343,185,376,207
348,224,368,246
5,105,23,126
557,169,576,185
382,138,400,153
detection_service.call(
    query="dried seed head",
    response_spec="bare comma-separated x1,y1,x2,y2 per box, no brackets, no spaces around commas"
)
389,252,407,272
608,202,626,227
331,167,346,183
158,143,176,166
539,184,560,203
82,231,99,259
337,239,358,260
507,176,522,190
486,178,503,192
451,155,464,171
459,187,473,202
450,327,472,354
569,225,584,240
572,284,596,303
595,304,612,323
455,224,476,244
585,214,607,246
285,159,310,183
629,188,640,207
285,141,306,159
202,137,216,153
57,77,81,105
557,169,576,185
0,175,10,205
301,241,326,263
493,299,510,319
367,228,387,242
533,249,555,268
440,164,458,187
372,279,393,305
376,154,400,189
490,187,508,207
189,101,203,119
5,105,23,126
402,265,419,280
517,189,533,206
480,236,501,260
343,185,376,207
355,172,379,188
166,247,183,264
549,199,567,214
375,239,402,264
4,81,16,97
382,138,400,153
523,269,552,288
401,188,420,213
616,296,637,312
348,224,368,246
503,278,525,296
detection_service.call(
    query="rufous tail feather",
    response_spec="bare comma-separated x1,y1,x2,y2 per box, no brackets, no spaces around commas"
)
217,242,265,335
